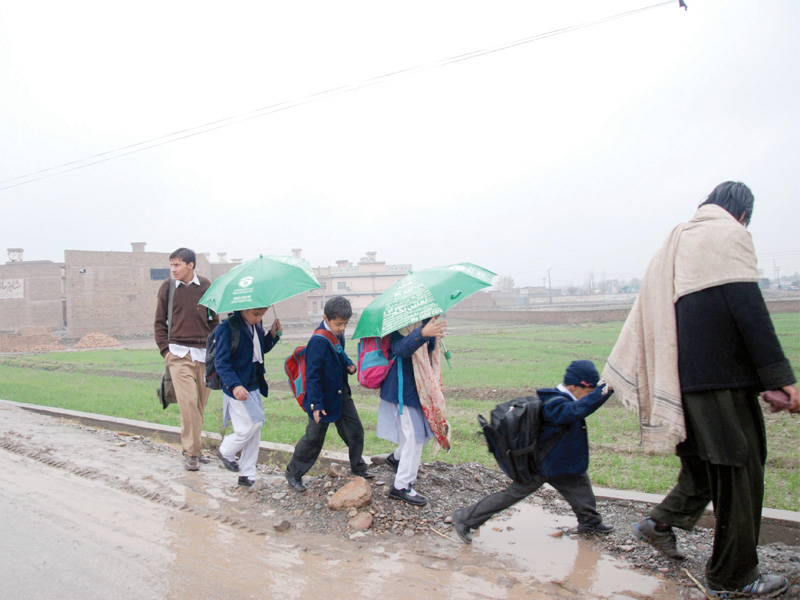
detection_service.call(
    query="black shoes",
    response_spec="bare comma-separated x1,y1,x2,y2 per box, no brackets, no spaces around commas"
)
707,573,789,598
216,449,239,472
451,508,473,543
351,468,375,480
238,476,254,487
384,453,399,472
577,522,615,535
632,518,687,560
388,485,427,506
285,470,307,493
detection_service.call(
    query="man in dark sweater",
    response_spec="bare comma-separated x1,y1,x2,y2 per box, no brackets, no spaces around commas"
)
154,248,219,471
628,182,799,598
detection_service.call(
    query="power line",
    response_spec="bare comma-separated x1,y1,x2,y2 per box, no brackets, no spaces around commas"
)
0,0,677,192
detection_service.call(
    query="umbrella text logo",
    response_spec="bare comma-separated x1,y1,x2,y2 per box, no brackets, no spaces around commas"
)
239,276,254,288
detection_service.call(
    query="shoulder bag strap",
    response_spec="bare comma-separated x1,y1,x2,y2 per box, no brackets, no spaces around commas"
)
166,279,176,342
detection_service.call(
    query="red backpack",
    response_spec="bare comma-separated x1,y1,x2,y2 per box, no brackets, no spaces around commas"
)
284,329,342,410
356,335,394,389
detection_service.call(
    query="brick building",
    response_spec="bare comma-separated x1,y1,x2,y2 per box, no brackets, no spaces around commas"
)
2,245,393,340
63,245,216,338
0,248,65,333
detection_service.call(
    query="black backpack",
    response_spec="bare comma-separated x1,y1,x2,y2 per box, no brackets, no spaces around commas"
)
478,395,564,485
205,313,241,390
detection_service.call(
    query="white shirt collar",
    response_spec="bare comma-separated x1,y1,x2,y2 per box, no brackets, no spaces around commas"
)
557,383,578,401
175,273,201,287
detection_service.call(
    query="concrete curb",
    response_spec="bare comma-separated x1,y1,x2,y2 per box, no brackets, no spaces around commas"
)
3,399,798,545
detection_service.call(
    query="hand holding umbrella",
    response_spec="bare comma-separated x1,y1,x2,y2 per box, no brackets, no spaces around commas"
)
269,314,283,341
272,306,283,339
421,315,447,338
421,316,452,369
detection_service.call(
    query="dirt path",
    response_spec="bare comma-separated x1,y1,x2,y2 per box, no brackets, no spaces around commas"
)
0,402,692,600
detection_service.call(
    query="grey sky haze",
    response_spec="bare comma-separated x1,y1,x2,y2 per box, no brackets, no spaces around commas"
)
1,0,798,288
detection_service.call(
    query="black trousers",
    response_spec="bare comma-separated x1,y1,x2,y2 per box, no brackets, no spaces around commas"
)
460,472,602,529
649,389,766,591
286,391,367,478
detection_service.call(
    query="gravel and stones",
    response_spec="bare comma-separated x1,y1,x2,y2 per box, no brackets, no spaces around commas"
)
243,456,800,598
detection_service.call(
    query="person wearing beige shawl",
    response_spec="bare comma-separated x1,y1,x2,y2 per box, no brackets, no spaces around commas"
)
603,182,798,597
376,316,449,506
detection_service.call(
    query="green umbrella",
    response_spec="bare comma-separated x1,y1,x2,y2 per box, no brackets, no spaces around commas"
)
352,262,496,340
199,254,320,313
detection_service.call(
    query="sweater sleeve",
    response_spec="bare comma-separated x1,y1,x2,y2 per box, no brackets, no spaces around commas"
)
722,282,796,389
154,280,170,357
542,389,610,426
390,325,433,358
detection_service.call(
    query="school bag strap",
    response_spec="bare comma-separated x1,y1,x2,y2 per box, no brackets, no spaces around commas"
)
312,328,342,353
204,312,242,390
284,328,343,413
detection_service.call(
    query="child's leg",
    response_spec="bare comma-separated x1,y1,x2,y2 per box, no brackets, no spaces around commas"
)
287,418,329,478
334,394,366,472
220,392,263,479
458,478,543,529
548,474,602,526
394,408,425,491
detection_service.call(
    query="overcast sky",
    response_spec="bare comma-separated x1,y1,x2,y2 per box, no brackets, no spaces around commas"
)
1,0,798,288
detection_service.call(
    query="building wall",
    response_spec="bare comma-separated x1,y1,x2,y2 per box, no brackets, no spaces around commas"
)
319,259,410,312
65,249,214,338
0,261,65,333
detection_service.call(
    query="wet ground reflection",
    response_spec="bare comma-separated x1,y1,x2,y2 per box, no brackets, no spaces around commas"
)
475,502,674,597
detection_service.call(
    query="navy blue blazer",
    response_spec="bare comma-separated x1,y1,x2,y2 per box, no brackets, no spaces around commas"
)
536,386,610,478
214,313,278,398
379,324,436,409
302,321,354,423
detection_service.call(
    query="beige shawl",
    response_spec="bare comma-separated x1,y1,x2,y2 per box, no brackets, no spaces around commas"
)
602,204,759,452
399,322,451,452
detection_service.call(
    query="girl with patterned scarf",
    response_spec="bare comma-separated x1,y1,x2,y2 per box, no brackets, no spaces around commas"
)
376,316,450,506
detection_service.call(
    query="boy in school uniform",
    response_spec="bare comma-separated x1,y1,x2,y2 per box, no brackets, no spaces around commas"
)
452,360,615,541
285,296,373,492
214,307,282,487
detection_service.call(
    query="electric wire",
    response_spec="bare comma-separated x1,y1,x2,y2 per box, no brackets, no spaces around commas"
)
0,0,677,192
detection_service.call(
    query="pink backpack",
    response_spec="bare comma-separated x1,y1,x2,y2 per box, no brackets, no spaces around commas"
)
356,336,394,389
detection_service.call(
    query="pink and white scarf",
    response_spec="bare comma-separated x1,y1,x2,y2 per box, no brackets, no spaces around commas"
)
400,322,451,452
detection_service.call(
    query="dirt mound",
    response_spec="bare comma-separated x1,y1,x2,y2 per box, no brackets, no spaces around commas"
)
7,342,64,353
73,333,121,349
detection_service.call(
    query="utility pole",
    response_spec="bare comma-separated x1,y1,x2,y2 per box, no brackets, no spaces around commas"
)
548,268,552,304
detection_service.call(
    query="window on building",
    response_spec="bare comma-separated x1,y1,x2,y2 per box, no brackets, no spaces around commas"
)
150,268,170,280
337,282,347,290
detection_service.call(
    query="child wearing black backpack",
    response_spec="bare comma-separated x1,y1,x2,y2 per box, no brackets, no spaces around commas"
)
214,307,281,487
451,360,614,542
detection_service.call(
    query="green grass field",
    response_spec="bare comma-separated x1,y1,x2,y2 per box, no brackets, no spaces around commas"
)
1,313,798,510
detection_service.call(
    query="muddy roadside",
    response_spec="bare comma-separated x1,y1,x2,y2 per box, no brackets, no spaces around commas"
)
2,401,799,599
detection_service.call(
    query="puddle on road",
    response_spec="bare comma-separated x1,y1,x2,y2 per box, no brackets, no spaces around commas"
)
474,502,673,598
155,498,680,600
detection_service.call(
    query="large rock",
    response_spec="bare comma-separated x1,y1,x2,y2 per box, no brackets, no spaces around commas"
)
328,477,372,511
348,511,374,531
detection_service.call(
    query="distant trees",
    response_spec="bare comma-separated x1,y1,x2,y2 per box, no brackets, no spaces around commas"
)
495,275,515,291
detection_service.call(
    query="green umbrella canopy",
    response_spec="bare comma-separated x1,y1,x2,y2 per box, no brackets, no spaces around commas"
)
352,262,496,339
199,254,320,313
